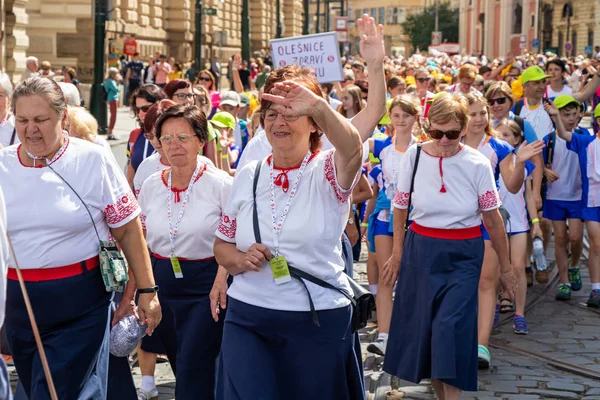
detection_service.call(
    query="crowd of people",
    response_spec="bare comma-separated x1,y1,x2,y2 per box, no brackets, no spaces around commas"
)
0,12,599,400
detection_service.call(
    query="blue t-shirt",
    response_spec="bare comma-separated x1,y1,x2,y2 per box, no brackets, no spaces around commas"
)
566,133,598,208
130,132,155,172
127,61,144,82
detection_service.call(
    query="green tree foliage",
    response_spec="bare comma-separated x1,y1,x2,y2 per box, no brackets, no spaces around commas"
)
401,4,459,51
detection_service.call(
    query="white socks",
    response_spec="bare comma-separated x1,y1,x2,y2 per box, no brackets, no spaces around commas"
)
369,284,378,295
140,375,156,393
592,283,600,291
377,333,388,340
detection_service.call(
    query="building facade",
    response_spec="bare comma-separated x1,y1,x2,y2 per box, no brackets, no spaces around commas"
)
548,0,600,57
0,0,303,82
458,0,540,58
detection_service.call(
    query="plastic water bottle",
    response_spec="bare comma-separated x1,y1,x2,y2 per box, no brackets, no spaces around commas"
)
532,236,547,271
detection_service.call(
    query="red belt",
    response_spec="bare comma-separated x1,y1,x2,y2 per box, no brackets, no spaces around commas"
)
151,253,215,262
8,256,100,282
411,223,482,240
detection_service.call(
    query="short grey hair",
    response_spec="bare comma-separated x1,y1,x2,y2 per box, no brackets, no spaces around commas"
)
12,77,67,117
25,56,38,66
58,82,81,107
108,67,119,77
0,73,13,99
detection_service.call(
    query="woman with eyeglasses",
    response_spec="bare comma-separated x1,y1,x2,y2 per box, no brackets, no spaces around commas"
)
164,79,196,106
195,70,221,118
138,103,232,399
462,92,544,370
382,93,517,400
127,84,167,189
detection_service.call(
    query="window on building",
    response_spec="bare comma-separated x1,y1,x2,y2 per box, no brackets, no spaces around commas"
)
356,10,362,21
378,7,385,24
512,0,522,34
589,30,594,46
398,8,406,23
530,14,535,28
371,8,377,18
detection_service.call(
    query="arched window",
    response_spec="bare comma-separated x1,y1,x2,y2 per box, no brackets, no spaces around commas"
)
512,0,522,34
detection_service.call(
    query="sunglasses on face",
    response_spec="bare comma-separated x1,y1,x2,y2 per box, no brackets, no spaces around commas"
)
417,77,430,83
198,77,212,82
159,133,195,144
175,93,196,100
137,104,153,114
488,97,509,106
428,129,462,140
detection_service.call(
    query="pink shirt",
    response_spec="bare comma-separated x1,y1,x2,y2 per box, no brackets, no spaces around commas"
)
155,62,171,85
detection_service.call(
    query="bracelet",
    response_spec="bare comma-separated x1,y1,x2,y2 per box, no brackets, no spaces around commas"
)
138,285,159,294
361,222,369,228
221,154,229,159
531,218,540,224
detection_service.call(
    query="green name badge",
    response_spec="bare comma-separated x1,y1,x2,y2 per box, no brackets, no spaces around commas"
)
170,257,184,279
270,255,291,285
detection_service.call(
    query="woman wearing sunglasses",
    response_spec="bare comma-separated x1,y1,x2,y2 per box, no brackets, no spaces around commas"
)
382,93,517,400
138,103,232,399
413,67,435,120
195,70,220,118
462,92,544,370
127,84,167,189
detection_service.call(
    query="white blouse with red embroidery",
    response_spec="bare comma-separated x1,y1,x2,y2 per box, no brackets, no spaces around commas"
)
0,137,140,269
139,161,232,260
215,149,354,312
393,144,500,229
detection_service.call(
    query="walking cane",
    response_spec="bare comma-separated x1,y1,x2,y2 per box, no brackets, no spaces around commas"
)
6,232,58,400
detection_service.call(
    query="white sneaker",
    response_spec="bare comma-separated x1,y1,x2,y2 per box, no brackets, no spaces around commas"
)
367,336,388,356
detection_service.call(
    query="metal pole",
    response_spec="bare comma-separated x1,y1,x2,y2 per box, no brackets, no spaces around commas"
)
435,0,439,32
325,0,330,31
316,0,321,33
303,0,309,35
195,0,203,70
90,0,107,134
242,0,250,61
276,0,282,38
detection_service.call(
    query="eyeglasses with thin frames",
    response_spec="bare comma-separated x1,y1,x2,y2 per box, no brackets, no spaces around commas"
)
159,133,195,145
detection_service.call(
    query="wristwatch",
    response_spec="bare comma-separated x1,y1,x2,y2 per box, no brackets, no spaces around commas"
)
138,285,159,294
347,218,355,225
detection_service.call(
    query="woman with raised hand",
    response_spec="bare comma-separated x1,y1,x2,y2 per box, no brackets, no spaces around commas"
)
214,62,365,399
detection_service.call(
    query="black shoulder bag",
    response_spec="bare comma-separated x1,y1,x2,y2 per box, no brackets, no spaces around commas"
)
405,144,422,232
252,160,374,332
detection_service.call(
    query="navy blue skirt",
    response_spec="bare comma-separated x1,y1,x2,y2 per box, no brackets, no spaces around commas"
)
5,266,136,400
383,229,484,391
152,256,224,400
216,297,365,400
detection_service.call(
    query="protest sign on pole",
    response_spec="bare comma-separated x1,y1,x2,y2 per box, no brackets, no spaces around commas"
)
269,32,343,83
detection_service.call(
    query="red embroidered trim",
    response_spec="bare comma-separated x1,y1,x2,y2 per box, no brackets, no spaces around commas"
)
394,191,410,208
324,151,352,203
17,138,71,169
160,163,207,203
139,213,146,230
479,190,500,210
217,214,236,239
105,192,139,226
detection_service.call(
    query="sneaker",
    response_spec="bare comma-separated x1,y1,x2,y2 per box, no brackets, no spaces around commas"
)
367,336,388,356
478,345,491,369
526,267,533,287
493,303,500,327
535,269,549,284
568,268,582,291
587,289,600,308
555,283,572,301
137,387,159,400
107,135,120,141
513,315,529,334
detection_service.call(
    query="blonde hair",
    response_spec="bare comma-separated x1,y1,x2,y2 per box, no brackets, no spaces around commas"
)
67,106,98,142
484,81,514,106
458,64,477,80
388,94,426,138
427,93,470,131
337,85,364,118
464,92,499,137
